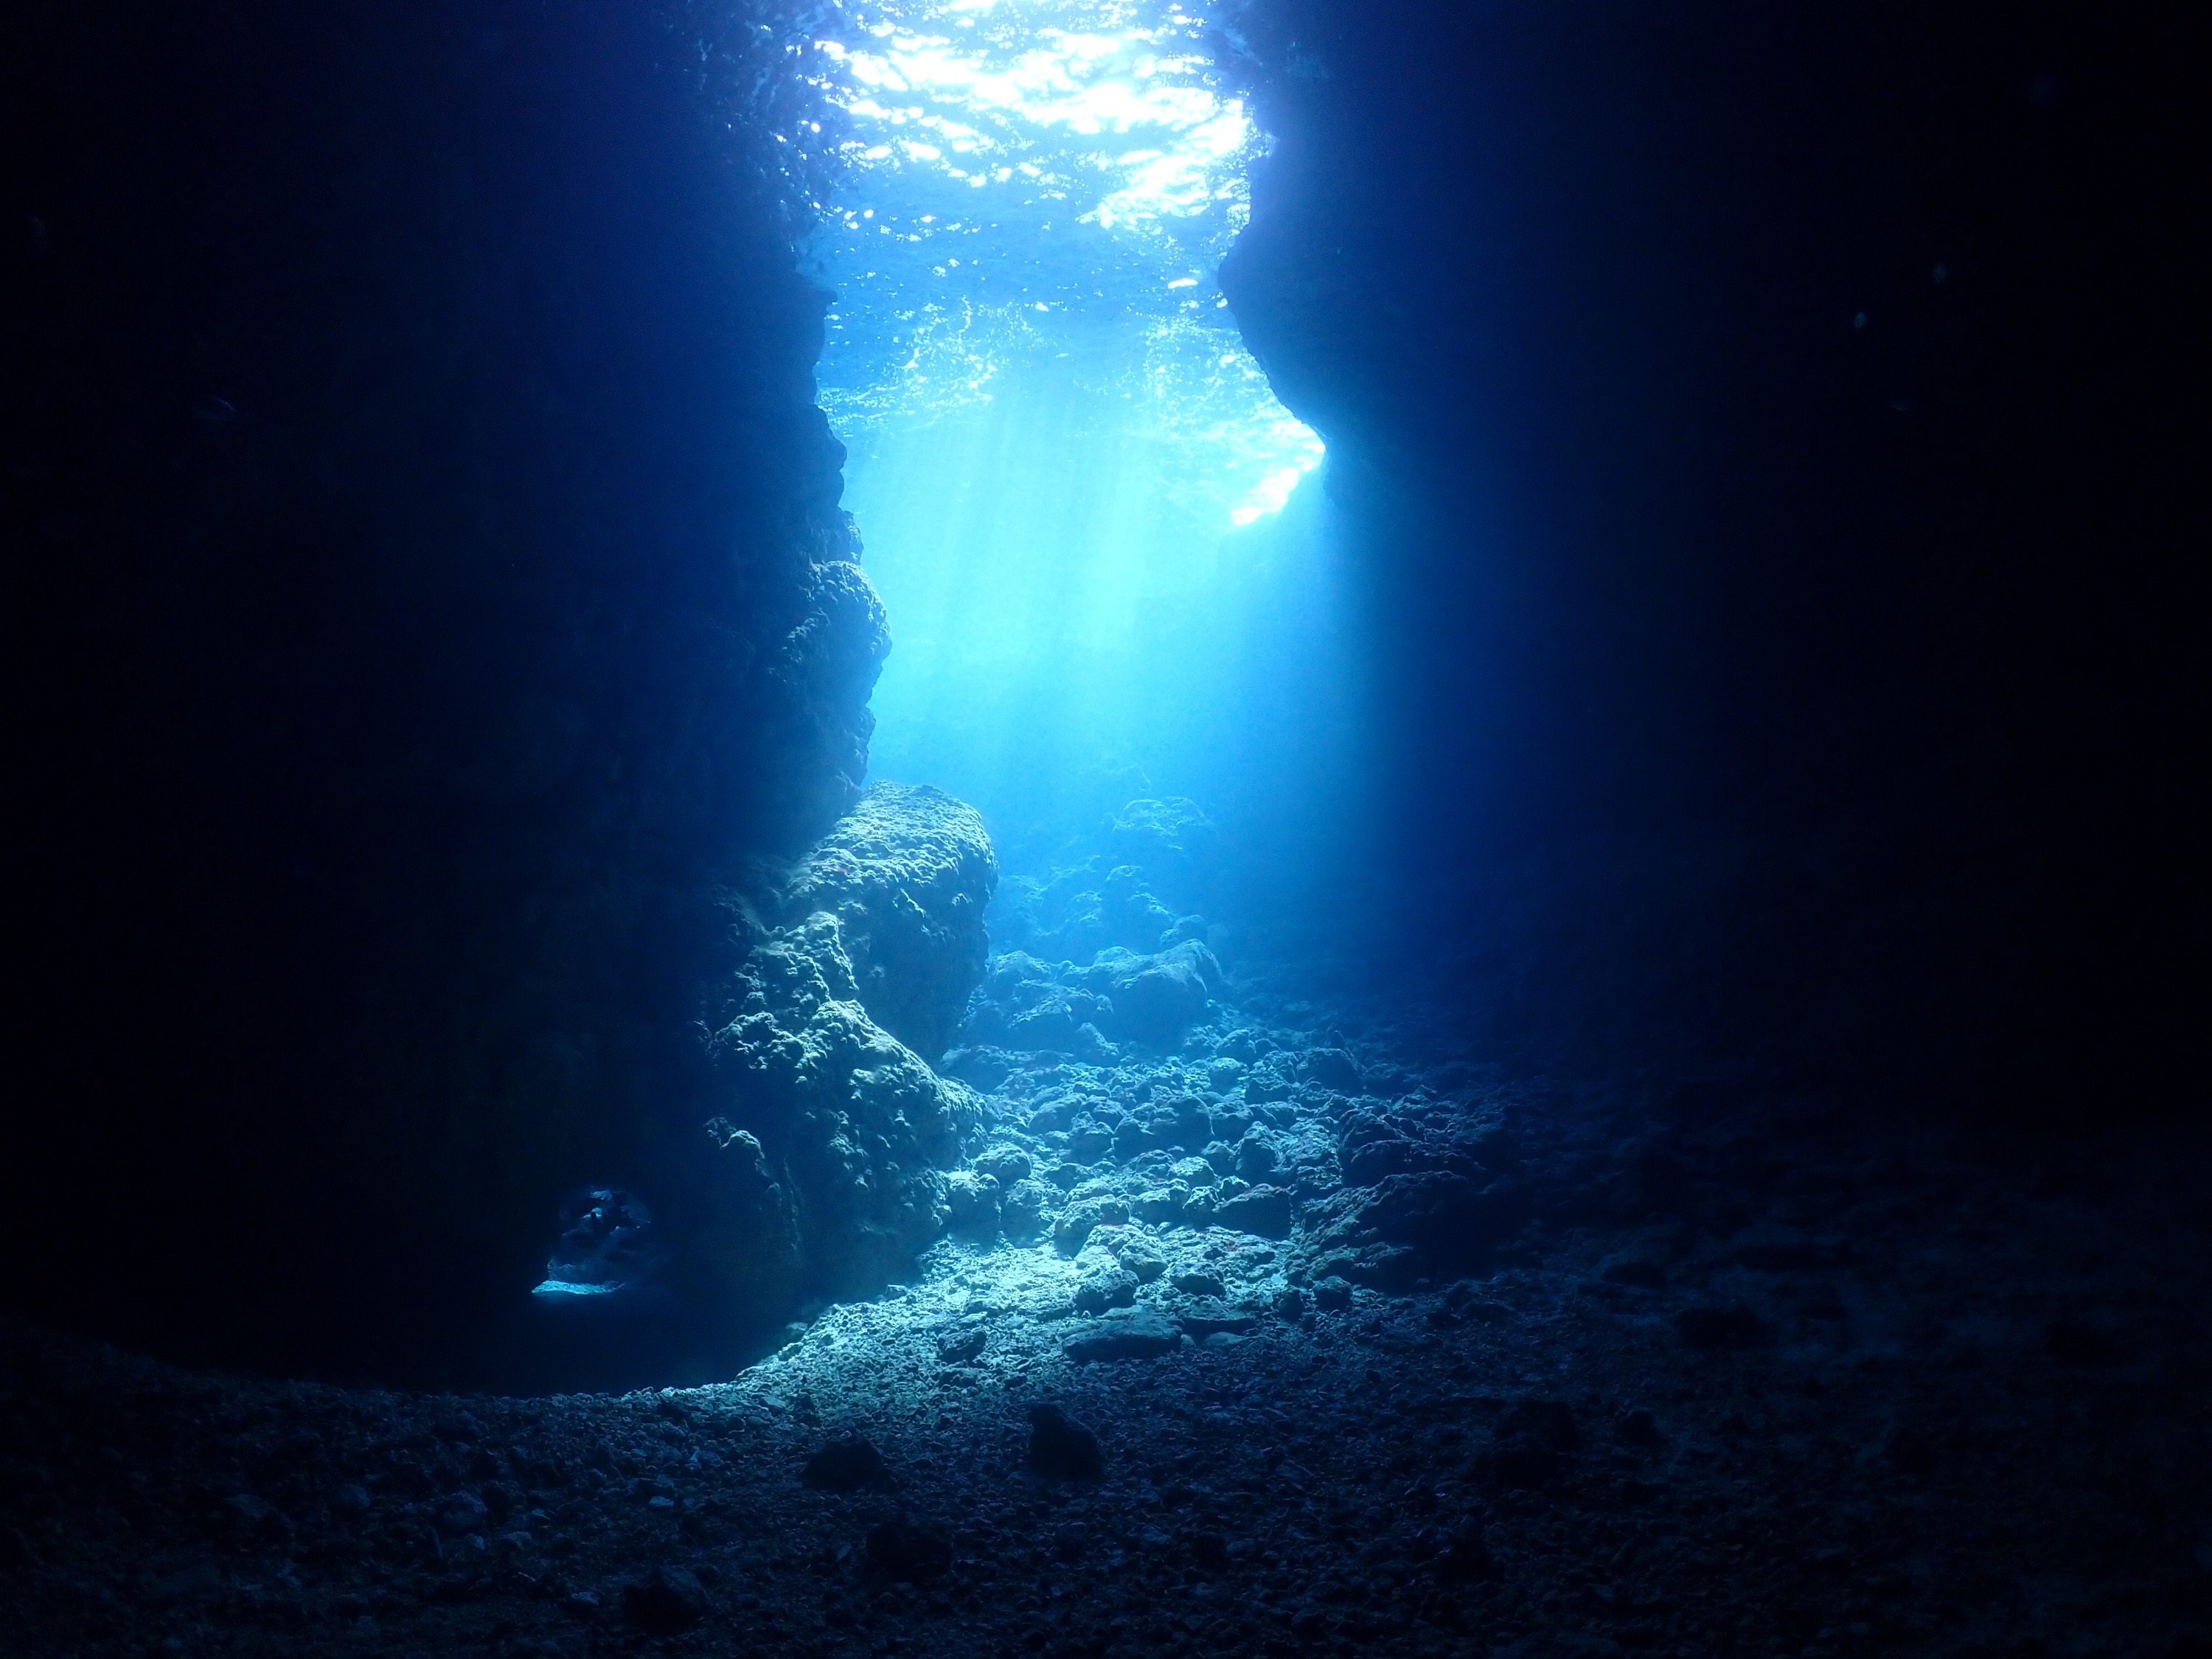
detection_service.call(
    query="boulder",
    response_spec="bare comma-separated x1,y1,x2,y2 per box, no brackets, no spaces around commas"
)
1027,1404,1105,1480
1053,1196,1128,1256
866,1520,952,1579
1103,798,1216,906
1083,942,1222,1048
974,1145,1033,1186
1234,1135,1280,1181
622,1566,708,1635
1072,1265,1139,1315
1097,1229,1167,1282
801,1439,896,1492
1063,1311,1183,1363
1300,1046,1365,1093
1212,1183,1295,1239
1001,1178,1054,1238
944,1170,1002,1239
775,783,997,1060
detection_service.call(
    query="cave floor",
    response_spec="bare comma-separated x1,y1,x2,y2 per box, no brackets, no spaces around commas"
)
4,1051,2207,1659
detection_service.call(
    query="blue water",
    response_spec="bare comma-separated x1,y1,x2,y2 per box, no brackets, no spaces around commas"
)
811,0,1351,874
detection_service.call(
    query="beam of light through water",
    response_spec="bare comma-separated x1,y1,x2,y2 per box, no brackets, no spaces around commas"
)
809,0,1341,848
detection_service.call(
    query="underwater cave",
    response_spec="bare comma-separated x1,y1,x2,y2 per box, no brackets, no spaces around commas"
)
4,0,2208,1655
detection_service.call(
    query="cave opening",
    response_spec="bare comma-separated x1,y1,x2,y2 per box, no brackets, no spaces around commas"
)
5,0,2206,1649
812,0,1346,872
518,0,1377,1386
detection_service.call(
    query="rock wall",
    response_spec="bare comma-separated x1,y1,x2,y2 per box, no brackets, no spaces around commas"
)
1,0,897,1381
1210,0,2207,1115
688,783,998,1319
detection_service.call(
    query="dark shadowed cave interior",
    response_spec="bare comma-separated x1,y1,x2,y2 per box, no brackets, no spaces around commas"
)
2,2,2208,1658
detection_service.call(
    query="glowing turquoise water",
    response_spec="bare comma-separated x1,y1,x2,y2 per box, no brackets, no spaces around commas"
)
812,0,1336,844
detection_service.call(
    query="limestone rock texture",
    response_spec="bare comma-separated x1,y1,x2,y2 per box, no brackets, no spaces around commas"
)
701,785,996,1312
774,783,998,1060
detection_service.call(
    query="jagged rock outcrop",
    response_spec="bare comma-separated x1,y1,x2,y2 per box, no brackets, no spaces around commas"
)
774,782,998,1060
700,785,997,1309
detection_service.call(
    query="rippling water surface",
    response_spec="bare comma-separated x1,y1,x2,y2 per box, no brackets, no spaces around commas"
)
813,0,1321,526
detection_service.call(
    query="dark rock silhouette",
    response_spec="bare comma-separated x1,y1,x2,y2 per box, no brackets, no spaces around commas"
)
1026,1404,1105,1481
621,1566,706,1635
800,1438,895,1493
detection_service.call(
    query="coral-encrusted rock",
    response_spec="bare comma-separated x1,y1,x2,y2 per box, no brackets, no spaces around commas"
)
776,783,998,1060
1077,941,1223,1049
708,911,981,1304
